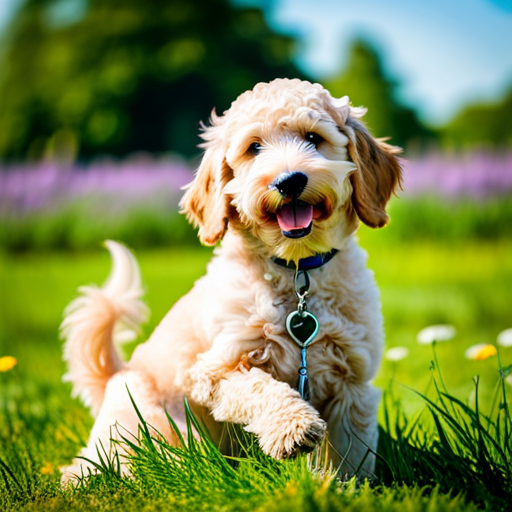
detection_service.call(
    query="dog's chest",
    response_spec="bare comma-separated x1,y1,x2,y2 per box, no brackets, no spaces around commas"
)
246,279,367,401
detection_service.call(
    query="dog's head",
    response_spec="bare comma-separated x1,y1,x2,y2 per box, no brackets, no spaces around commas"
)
181,79,402,263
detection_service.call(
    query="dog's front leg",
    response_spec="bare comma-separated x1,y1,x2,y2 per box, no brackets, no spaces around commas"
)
323,382,381,478
189,363,326,459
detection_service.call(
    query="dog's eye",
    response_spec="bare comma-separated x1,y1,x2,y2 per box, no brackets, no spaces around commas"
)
248,142,262,155
305,132,325,147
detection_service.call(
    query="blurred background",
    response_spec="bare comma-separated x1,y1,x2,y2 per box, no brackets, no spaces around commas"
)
1,0,512,415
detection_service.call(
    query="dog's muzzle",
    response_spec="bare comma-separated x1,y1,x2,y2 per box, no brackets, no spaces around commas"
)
270,172,313,239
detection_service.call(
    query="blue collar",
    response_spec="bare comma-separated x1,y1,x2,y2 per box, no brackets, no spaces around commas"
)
271,249,339,271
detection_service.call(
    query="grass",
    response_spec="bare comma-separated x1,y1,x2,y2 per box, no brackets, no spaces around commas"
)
1,231,512,510
2,195,512,252
360,224,512,419
379,360,512,510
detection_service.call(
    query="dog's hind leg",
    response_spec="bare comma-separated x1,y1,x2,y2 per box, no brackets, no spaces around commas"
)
61,369,175,484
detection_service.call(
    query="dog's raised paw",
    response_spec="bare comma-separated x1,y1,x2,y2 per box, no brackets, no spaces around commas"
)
296,420,326,454
252,405,327,459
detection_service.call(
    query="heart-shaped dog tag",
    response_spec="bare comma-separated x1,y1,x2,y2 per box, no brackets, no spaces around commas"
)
286,310,319,348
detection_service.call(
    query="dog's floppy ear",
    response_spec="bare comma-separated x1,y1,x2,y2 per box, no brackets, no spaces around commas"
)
180,145,234,246
345,116,403,228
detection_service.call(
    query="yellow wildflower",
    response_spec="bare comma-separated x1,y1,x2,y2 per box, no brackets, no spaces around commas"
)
40,462,54,475
465,343,497,361
285,481,298,496
0,356,17,372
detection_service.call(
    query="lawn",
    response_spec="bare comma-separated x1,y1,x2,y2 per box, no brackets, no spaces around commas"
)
1,230,512,510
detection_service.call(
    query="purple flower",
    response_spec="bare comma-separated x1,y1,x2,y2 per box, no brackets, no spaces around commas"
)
1,150,512,221
0,155,193,218
402,150,512,199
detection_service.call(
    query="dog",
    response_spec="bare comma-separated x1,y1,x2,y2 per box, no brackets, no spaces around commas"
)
60,78,402,483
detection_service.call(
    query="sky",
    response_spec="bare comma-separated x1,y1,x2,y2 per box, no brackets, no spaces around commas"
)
1,0,512,126
267,0,512,125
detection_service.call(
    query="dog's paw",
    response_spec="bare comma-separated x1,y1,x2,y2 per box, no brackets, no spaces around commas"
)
251,403,327,459
184,363,221,407
60,460,98,487
60,454,132,487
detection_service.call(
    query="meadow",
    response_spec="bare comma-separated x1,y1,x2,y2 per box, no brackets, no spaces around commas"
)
1,151,512,510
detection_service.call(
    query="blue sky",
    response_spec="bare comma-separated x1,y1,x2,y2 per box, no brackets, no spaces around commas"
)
1,0,512,125
267,0,512,124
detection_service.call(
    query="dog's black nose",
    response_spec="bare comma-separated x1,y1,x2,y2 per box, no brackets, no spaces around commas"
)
271,172,308,198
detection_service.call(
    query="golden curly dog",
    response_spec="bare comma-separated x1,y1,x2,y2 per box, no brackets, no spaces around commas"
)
60,78,402,483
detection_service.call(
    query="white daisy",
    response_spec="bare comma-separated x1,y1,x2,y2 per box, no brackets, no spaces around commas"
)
417,325,456,345
497,328,512,348
385,346,410,362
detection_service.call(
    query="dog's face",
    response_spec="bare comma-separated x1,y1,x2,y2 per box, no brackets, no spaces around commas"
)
181,79,402,263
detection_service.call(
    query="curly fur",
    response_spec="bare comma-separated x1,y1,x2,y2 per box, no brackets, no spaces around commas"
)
60,78,402,483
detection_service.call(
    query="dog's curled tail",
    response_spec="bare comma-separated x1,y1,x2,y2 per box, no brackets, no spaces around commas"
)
61,240,149,416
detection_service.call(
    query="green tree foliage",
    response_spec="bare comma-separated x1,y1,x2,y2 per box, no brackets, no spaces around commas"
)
324,38,435,151
0,0,306,160
441,86,512,149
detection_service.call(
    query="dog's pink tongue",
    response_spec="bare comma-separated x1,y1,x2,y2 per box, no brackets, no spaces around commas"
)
277,202,313,232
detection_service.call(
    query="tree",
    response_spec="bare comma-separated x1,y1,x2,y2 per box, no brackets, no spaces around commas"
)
0,0,307,161
323,38,435,151
441,86,512,149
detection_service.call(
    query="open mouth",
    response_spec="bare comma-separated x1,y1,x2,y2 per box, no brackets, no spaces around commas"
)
276,200,314,239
